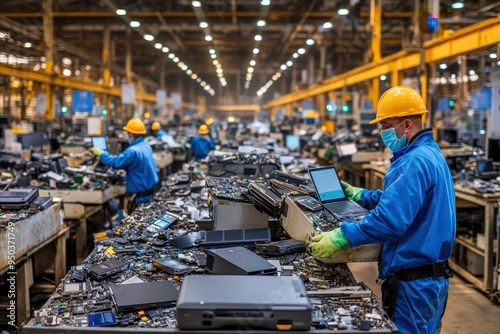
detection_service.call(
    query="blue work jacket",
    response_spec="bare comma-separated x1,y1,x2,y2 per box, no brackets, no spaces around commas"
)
100,137,159,199
156,128,168,138
190,135,215,160
341,129,456,278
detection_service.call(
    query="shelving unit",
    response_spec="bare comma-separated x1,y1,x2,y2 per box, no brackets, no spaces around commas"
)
450,185,500,302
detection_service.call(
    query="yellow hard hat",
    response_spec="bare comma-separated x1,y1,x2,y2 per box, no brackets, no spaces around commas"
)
198,124,209,135
151,121,161,131
369,86,428,124
123,118,147,135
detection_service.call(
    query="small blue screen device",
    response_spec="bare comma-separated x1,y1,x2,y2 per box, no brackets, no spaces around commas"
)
87,312,117,327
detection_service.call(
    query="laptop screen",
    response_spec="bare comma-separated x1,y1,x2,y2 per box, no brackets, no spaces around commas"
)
286,135,300,150
477,160,494,173
309,167,346,202
92,136,107,151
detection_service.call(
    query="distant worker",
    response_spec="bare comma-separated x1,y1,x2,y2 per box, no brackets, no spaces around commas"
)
91,118,159,213
151,121,168,138
190,124,215,160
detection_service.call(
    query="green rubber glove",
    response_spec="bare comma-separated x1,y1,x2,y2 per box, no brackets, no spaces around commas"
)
307,228,350,258
341,180,363,204
90,147,103,157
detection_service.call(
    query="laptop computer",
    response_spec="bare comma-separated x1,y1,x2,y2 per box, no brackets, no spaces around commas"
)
308,165,368,219
201,228,271,249
0,188,39,209
176,275,312,330
110,281,179,312
476,160,500,180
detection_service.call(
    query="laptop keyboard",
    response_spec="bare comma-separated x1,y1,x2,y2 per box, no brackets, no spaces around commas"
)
324,201,366,214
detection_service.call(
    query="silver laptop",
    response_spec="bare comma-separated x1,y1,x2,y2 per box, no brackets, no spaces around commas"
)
308,165,368,219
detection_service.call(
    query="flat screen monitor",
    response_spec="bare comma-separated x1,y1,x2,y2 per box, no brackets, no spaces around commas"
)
285,135,300,150
91,136,107,151
438,129,458,144
19,132,44,149
305,118,315,125
488,139,500,162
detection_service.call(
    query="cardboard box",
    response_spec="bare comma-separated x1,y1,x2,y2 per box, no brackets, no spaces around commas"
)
280,197,381,264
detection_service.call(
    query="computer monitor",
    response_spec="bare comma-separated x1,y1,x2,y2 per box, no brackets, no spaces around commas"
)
91,136,107,151
438,129,458,144
488,139,500,162
305,118,315,125
286,135,300,150
19,132,44,149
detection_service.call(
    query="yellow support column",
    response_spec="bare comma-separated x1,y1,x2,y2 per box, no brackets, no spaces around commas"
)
370,78,380,111
43,0,54,120
421,72,428,125
392,68,400,87
370,0,382,63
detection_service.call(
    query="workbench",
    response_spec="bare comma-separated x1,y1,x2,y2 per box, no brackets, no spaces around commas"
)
154,151,174,180
0,201,65,327
39,186,126,264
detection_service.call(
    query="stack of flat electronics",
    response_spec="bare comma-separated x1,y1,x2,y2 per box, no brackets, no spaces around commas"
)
0,188,39,209
244,182,283,217
176,275,312,330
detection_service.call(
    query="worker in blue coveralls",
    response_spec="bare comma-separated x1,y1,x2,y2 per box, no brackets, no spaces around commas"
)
91,118,159,213
308,86,456,333
190,124,215,160
151,121,168,138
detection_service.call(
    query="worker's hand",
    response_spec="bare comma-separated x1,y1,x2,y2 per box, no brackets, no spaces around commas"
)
341,180,364,204
90,147,103,157
307,229,350,258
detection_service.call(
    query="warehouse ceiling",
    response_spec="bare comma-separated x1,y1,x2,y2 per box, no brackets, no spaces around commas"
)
0,0,499,106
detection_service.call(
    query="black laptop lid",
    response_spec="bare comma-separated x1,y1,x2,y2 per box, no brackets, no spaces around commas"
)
308,166,347,203
110,281,179,312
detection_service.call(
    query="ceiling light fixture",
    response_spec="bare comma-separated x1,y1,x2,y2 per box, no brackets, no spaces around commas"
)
257,20,266,27
280,64,287,70
143,34,154,41
250,60,256,66
205,35,213,41
248,67,254,73
162,47,169,53
192,1,201,7
173,57,179,63
451,2,464,9
253,48,260,54
337,8,349,16
116,9,126,15
130,20,140,28
489,53,497,59
187,69,192,75
209,48,216,54
154,43,162,49
261,0,270,5
439,63,447,69
254,34,262,41
210,54,217,59
168,53,175,59
199,22,208,28
24,42,32,48
306,38,315,45
293,53,299,58
286,60,293,67
380,75,387,81
298,48,306,54
322,22,333,29
181,65,188,71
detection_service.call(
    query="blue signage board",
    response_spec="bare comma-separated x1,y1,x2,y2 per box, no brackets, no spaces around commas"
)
436,97,450,113
72,90,94,112
477,87,491,110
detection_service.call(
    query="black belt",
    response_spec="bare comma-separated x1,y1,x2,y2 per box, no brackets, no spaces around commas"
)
394,260,453,282
135,183,161,198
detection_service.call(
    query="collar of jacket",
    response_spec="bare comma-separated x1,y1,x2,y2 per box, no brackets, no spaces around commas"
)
391,128,434,163
131,136,144,146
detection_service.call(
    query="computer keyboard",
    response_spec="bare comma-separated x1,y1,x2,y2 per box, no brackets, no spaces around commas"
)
325,201,367,214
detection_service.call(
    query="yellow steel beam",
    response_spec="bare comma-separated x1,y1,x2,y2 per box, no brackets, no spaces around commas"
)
0,63,206,111
370,0,381,63
264,16,500,110
0,11,413,19
211,105,260,112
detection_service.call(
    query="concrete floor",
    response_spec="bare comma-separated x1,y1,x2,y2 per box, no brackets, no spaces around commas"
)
348,262,500,333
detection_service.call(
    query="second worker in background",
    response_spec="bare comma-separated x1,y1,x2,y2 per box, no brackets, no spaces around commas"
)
190,124,215,161
91,118,159,213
